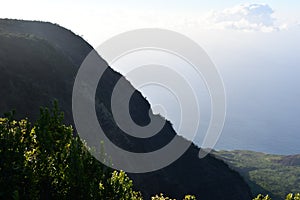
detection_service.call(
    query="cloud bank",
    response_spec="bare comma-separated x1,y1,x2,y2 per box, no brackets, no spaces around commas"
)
207,3,286,32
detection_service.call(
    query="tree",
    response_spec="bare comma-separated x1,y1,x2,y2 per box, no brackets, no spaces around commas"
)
253,194,272,200
151,193,196,200
0,102,142,199
285,193,300,200
253,193,300,200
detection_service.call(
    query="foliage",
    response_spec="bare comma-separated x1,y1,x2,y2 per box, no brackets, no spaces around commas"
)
0,102,141,199
253,194,272,200
107,170,143,200
183,195,197,200
285,193,300,200
213,150,300,200
253,193,300,200
2,102,300,200
151,193,175,200
151,194,196,200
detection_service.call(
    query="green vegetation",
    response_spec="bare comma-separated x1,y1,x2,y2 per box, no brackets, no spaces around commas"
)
213,150,300,200
3,101,298,200
253,193,300,200
151,194,196,200
0,102,197,199
285,193,300,200
0,102,143,199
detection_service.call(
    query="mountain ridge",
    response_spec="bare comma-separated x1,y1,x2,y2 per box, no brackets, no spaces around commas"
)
0,18,252,199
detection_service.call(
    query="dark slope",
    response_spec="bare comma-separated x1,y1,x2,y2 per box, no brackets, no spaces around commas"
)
0,19,92,121
0,19,252,200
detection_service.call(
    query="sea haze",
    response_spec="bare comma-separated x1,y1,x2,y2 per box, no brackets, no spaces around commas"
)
111,29,300,155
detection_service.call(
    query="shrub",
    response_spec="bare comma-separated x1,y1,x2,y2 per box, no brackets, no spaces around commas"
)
0,102,141,199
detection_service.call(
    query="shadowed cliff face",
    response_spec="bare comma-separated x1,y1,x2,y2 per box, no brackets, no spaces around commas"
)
0,19,252,200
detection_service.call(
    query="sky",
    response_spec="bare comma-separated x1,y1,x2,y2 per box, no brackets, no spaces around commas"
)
1,0,300,154
1,0,300,46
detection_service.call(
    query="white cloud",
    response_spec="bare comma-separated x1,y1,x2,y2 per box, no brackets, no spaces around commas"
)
207,3,287,32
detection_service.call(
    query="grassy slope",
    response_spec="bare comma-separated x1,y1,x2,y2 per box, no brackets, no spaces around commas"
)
213,150,300,200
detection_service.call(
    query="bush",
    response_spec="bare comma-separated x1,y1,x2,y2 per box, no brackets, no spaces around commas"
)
151,194,196,200
253,193,300,200
0,102,141,199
